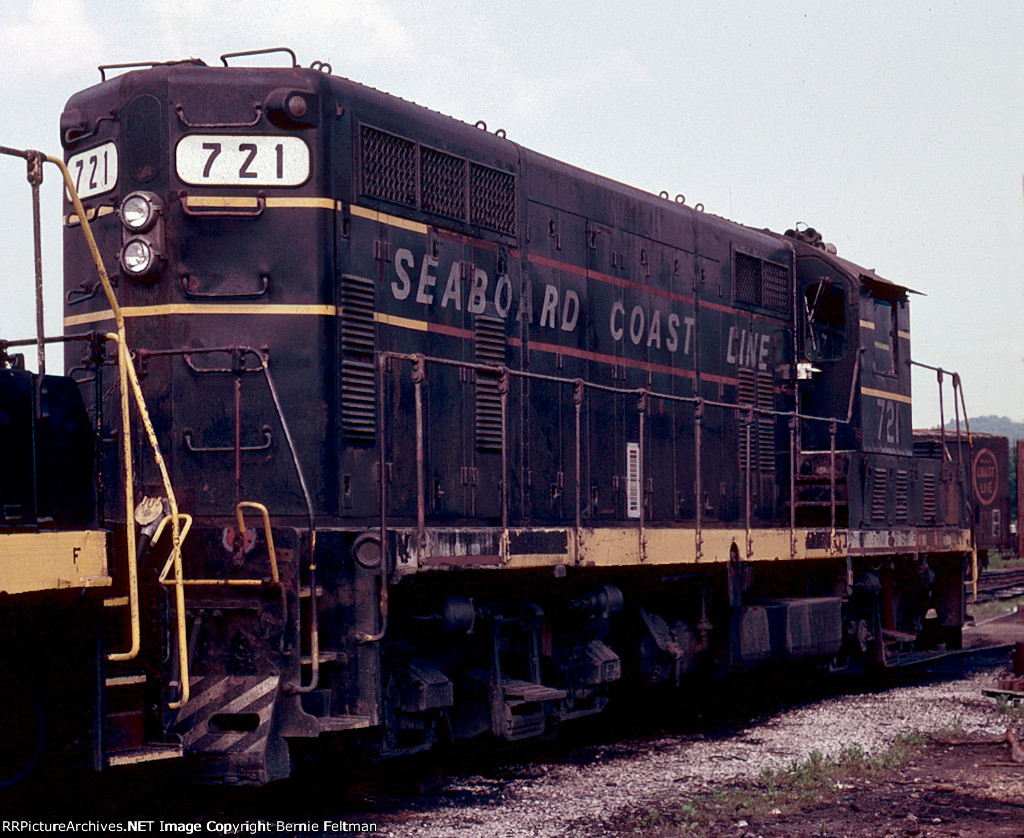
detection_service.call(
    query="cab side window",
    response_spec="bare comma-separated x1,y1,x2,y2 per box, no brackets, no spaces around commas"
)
803,280,847,361
872,299,898,374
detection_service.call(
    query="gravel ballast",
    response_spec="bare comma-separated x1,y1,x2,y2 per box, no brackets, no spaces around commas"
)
371,668,1017,837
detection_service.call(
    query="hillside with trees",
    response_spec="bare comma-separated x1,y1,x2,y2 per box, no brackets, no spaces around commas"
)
942,415,1024,440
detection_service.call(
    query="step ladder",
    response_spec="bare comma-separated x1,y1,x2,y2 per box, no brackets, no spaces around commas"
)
101,595,182,768
491,677,568,740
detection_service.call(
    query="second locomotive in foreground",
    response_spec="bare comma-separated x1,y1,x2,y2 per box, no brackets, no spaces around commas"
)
54,52,973,782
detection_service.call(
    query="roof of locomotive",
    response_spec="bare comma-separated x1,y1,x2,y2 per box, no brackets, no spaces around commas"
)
63,55,917,298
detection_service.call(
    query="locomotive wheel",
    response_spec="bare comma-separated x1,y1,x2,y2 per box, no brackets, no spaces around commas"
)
0,662,46,789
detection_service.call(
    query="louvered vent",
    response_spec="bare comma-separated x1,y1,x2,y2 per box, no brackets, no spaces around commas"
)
871,467,888,522
734,252,791,313
360,126,417,207
737,367,776,474
340,273,377,441
922,472,937,522
894,469,909,523
474,316,506,450
755,370,775,472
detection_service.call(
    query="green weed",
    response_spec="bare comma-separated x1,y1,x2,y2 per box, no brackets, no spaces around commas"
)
623,733,927,837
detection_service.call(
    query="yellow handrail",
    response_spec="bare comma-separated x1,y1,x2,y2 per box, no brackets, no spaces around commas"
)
155,503,282,587
47,153,189,707
236,502,280,584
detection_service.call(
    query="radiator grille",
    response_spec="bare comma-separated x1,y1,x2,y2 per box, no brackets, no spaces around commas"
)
340,273,377,441
360,124,516,235
762,261,790,311
734,252,791,313
360,126,417,208
421,147,466,219
735,254,761,307
470,163,516,235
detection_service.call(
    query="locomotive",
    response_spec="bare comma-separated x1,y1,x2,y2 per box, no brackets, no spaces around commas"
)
1,49,977,786
913,430,1013,564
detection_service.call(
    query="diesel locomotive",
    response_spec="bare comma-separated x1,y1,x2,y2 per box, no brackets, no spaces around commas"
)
1,49,979,785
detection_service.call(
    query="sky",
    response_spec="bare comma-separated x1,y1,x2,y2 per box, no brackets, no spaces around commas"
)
0,0,1022,427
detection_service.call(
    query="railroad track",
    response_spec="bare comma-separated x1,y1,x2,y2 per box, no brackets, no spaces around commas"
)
971,565,1024,603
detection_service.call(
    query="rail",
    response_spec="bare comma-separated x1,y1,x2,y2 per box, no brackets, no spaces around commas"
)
154,504,281,588
911,360,977,600
376,351,862,582
373,351,976,592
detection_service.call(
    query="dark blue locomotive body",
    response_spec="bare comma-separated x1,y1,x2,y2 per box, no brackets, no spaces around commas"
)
49,52,973,782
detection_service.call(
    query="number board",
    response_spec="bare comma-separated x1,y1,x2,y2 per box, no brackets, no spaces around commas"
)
66,142,118,200
175,135,310,186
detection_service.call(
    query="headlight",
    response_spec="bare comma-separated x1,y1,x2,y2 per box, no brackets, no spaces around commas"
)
119,191,161,232
121,237,157,275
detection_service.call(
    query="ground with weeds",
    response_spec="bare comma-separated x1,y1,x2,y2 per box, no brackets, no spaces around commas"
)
618,731,1024,837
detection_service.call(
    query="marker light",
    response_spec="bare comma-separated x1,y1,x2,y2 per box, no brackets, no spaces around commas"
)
119,191,161,232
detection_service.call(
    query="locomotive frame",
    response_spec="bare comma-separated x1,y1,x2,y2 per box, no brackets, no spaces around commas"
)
0,49,981,786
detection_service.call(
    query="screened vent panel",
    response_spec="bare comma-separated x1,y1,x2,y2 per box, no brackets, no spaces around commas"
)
340,273,377,441
474,315,506,450
734,252,791,314
470,163,516,235
360,126,417,207
421,147,466,219
359,124,516,235
735,253,761,306
762,261,790,312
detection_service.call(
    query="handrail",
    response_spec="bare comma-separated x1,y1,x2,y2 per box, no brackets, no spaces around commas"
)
45,152,189,706
235,502,280,584
153,505,284,589
154,514,194,583
0,146,190,703
911,360,978,601
101,336,188,707
377,352,975,562
252,353,319,692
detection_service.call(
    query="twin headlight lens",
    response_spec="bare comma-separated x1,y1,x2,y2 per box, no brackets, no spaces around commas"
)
118,191,164,278
120,192,160,232
121,238,157,274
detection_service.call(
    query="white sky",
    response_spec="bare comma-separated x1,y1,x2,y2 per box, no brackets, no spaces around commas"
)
0,0,1021,427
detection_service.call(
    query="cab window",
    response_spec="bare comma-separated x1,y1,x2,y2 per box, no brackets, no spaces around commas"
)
803,280,847,361
872,299,897,374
